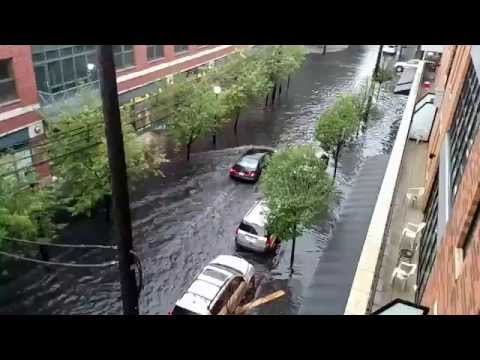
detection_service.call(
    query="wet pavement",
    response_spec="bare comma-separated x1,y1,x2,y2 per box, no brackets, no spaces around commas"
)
0,45,410,315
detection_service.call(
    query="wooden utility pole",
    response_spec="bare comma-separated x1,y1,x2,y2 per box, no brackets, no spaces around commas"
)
97,45,139,315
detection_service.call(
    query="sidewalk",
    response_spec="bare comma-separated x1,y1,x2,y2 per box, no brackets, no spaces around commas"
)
369,140,428,310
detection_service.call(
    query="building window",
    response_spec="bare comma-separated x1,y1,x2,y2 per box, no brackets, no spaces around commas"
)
417,175,439,303
0,58,18,104
113,45,134,69
449,62,480,201
174,45,189,53
0,128,34,183
462,203,480,259
147,45,164,61
32,45,98,97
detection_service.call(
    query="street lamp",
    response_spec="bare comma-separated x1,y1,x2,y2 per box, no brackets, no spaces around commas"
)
212,85,222,146
213,85,222,95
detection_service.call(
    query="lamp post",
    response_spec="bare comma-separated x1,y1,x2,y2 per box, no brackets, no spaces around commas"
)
212,85,222,146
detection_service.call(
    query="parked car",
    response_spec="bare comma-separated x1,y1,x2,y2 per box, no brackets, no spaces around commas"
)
394,59,420,72
229,148,274,182
395,59,435,73
170,255,255,315
383,45,397,55
235,200,278,253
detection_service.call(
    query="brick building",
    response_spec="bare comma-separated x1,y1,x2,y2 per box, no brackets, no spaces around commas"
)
417,45,480,314
0,45,246,180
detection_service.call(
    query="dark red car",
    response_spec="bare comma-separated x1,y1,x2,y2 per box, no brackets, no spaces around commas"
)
229,148,274,183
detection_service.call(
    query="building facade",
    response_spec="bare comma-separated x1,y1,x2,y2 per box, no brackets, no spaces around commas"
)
417,45,480,314
0,45,245,180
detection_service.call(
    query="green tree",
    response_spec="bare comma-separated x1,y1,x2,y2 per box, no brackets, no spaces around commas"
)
167,79,222,160
221,58,272,133
315,95,361,179
255,45,306,105
45,96,165,217
260,145,334,269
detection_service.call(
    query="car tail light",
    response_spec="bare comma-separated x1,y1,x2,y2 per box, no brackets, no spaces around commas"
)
168,310,172,315
236,227,239,235
247,171,256,177
229,167,237,174
266,235,272,247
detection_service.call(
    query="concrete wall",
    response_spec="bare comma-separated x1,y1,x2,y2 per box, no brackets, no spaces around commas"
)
420,46,480,314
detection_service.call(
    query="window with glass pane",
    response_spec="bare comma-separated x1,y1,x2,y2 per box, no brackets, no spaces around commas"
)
147,45,164,61
113,45,135,69
416,176,439,303
449,63,480,202
174,45,189,53
0,58,18,103
32,45,98,96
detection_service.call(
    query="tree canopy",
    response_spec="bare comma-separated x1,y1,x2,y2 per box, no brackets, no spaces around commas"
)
260,145,334,246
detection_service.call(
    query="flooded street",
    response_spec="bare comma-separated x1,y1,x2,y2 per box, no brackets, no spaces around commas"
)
0,45,409,314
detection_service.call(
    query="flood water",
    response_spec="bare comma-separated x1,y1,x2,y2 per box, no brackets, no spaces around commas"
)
0,45,409,314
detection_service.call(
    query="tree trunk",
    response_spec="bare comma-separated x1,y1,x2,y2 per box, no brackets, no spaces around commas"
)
212,133,216,147
287,75,291,92
374,45,383,77
278,83,282,97
233,110,241,134
271,83,277,106
105,194,112,223
333,146,341,180
39,245,50,262
186,137,193,161
290,235,296,270
323,45,327,55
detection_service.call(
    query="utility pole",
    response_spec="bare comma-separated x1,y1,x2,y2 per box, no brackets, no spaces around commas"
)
97,45,139,315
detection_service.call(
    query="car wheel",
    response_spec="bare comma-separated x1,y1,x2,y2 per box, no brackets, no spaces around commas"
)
396,65,403,73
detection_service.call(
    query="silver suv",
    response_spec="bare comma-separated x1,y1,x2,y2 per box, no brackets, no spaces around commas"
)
235,200,278,253
170,255,255,315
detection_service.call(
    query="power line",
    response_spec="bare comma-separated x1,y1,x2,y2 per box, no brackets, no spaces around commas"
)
0,250,118,268
0,236,117,250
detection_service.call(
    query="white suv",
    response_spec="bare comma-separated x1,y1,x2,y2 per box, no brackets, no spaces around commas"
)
235,200,278,253
170,255,255,315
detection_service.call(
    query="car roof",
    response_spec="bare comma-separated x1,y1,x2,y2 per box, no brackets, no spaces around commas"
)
244,200,269,228
210,255,252,276
175,265,236,314
240,153,264,161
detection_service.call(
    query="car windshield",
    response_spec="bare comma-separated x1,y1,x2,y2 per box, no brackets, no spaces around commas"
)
237,157,258,170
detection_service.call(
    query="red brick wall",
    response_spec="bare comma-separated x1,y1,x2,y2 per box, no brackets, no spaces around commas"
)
0,45,38,111
116,45,244,94
424,46,472,203
421,127,480,314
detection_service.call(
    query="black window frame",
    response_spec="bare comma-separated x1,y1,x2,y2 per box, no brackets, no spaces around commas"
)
449,62,480,201
174,45,189,54
0,58,18,104
147,45,165,61
31,45,98,94
417,175,439,303
113,45,135,70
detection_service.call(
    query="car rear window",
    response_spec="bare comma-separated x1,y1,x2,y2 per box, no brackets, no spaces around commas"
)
237,157,258,170
171,306,198,315
202,268,229,282
239,221,258,235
